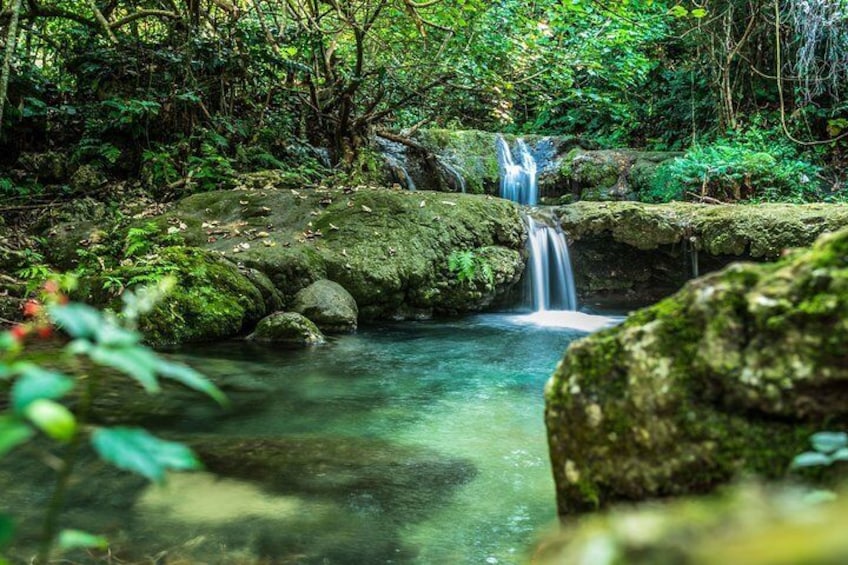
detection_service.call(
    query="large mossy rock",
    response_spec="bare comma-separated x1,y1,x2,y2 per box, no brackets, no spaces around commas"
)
545,227,848,515
292,279,358,333
159,186,526,320
541,149,679,203
248,312,326,346
74,247,267,345
534,483,848,564
557,201,848,306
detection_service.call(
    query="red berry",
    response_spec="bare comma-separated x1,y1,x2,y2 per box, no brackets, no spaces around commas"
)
37,326,53,339
22,300,41,318
43,280,60,294
10,325,29,341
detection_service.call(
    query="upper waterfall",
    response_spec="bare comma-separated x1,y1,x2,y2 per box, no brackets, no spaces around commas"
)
496,136,538,206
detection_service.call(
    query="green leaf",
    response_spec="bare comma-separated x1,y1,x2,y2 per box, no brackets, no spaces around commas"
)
811,432,848,453
690,8,707,18
91,427,201,483
87,345,160,393
25,399,76,442
0,415,34,456
49,304,103,340
155,358,227,406
10,364,74,413
791,451,832,469
0,514,13,549
58,529,108,552
831,447,848,461
669,5,688,17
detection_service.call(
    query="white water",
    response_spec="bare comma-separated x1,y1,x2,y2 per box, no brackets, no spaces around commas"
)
526,217,578,312
496,136,538,205
497,135,579,312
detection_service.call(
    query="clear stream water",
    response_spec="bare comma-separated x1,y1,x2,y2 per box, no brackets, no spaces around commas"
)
2,312,618,564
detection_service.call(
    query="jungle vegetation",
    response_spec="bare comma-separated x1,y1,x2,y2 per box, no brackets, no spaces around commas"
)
0,0,845,202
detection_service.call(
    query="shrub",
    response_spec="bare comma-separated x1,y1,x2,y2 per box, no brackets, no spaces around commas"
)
644,142,822,203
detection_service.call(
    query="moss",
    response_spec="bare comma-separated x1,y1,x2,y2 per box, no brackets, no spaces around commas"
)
79,246,266,346
415,129,504,194
559,201,848,258
150,186,525,321
546,227,848,515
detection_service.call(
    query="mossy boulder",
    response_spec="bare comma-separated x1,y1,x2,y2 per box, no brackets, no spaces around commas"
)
540,150,679,203
292,279,358,333
414,129,505,194
74,247,267,346
534,483,848,564
557,201,848,306
158,186,525,320
248,312,326,346
545,227,848,515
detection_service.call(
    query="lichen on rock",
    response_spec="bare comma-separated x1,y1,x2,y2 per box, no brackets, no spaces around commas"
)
545,226,848,515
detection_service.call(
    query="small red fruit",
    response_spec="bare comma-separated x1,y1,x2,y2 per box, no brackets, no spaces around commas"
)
22,299,41,318
10,324,29,341
37,326,53,339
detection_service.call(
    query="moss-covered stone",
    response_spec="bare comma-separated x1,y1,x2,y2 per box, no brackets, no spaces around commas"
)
557,201,848,306
292,279,358,333
534,483,848,564
540,150,680,202
545,227,848,515
74,246,266,346
248,311,326,346
160,186,526,320
415,129,505,194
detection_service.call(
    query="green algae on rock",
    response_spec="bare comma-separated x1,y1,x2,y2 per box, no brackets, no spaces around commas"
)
545,227,848,515
248,311,326,346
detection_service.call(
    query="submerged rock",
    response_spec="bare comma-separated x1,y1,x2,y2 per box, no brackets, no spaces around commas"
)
534,483,848,564
248,312,326,346
292,279,358,333
545,227,848,515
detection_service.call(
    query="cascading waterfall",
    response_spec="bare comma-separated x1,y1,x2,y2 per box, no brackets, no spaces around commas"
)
526,217,578,312
497,135,578,312
496,135,538,205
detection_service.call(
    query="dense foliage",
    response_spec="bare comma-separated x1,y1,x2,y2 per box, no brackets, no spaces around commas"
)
0,0,844,203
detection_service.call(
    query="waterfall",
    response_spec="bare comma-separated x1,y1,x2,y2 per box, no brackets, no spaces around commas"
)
497,135,578,312
496,136,538,205
526,217,578,312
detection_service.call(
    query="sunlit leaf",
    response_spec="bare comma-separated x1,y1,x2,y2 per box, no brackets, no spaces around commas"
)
791,451,832,469
811,432,848,454
155,358,227,406
91,427,201,483
0,416,34,457
10,364,74,413
58,529,108,551
49,304,103,340
24,399,76,442
690,8,707,18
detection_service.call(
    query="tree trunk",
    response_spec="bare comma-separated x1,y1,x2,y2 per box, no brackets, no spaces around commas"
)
0,0,23,132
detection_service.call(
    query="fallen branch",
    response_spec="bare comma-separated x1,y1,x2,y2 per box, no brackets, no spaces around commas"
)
686,191,727,205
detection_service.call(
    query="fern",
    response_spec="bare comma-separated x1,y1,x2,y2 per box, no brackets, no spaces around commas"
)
448,250,477,284
124,222,159,258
